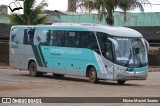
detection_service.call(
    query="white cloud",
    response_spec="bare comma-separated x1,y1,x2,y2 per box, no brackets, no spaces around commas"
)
38,0,68,11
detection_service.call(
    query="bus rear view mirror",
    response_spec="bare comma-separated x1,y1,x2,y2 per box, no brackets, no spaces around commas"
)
144,39,149,51
108,38,119,51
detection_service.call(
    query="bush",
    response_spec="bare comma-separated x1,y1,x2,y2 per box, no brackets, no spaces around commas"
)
148,48,160,66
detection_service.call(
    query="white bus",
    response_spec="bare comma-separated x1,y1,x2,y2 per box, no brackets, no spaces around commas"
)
10,23,149,84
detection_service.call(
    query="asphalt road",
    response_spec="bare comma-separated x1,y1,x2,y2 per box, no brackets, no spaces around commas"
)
0,68,160,106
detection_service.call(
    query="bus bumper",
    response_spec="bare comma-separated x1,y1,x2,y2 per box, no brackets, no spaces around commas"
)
115,71,148,80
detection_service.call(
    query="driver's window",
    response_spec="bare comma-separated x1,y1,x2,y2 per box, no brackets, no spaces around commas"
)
96,32,113,61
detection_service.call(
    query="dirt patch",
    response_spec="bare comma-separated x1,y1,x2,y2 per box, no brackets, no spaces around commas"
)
149,66,160,72
0,81,57,92
0,64,13,69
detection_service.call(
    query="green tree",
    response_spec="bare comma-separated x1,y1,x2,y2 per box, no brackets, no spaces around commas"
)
79,0,118,25
68,0,77,12
0,5,7,17
78,0,150,25
10,0,48,25
118,0,149,21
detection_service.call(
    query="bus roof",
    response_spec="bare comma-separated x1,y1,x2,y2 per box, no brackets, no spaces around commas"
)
49,23,143,38
12,23,143,38
11,25,35,29
94,25,143,38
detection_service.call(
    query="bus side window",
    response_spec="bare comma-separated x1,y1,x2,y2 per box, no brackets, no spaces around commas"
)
83,32,99,53
12,29,24,44
64,31,78,47
37,30,50,46
51,30,65,47
23,29,35,45
78,31,97,49
23,29,28,44
78,32,88,48
28,29,35,45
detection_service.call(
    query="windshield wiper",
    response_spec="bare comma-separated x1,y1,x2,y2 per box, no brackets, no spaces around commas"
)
135,54,143,67
125,50,132,70
126,50,132,65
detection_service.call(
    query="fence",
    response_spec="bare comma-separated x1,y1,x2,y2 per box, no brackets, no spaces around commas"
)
0,38,9,64
148,48,160,66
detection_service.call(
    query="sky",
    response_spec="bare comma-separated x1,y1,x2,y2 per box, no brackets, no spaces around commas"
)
0,0,160,12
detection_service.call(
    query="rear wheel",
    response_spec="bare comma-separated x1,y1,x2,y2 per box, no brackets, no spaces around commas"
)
52,73,64,78
88,67,99,83
29,62,43,77
117,80,126,85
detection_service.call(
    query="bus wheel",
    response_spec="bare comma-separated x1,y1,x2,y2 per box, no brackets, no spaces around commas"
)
53,74,64,78
117,80,126,85
88,67,99,83
29,62,43,77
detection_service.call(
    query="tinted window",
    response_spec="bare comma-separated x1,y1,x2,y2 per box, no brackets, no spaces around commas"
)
78,31,97,48
64,31,78,47
51,30,65,46
51,31,97,49
23,29,35,45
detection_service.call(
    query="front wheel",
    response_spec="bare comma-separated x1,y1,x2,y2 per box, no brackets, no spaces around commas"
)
29,62,43,77
88,67,99,83
117,80,126,85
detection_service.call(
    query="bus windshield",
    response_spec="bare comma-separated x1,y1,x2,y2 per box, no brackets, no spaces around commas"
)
113,37,148,67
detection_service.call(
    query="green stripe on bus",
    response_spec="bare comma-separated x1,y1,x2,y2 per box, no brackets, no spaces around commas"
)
38,46,47,67
32,45,43,67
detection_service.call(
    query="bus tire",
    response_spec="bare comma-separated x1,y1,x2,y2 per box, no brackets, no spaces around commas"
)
88,67,99,83
117,80,126,85
53,73,64,78
29,62,43,77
